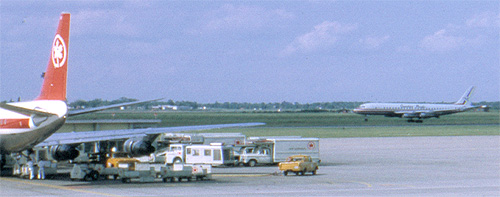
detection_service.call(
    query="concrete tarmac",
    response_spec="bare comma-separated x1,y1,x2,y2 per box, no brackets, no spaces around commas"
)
1,136,499,196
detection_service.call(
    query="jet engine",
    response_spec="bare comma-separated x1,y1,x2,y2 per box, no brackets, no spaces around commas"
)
420,112,436,118
402,113,419,118
49,145,79,161
123,139,155,156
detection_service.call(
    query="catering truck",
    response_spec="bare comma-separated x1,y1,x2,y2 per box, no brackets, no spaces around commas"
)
165,143,236,166
239,137,320,167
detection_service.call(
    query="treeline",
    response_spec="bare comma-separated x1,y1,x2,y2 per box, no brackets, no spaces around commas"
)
68,98,500,111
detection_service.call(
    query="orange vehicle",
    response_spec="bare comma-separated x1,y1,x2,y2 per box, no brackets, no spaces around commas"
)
278,155,318,176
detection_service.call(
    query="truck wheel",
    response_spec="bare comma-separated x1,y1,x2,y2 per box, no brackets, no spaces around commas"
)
248,160,257,167
312,170,317,175
300,171,305,176
83,174,92,181
90,171,99,181
173,158,182,163
283,171,288,176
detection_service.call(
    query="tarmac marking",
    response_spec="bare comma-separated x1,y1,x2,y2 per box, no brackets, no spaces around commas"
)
213,173,272,177
344,180,372,188
0,177,120,197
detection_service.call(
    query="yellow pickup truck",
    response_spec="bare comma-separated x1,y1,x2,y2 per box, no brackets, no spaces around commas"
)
279,155,318,176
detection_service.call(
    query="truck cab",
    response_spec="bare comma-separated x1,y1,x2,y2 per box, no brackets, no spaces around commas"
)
165,144,187,164
239,146,273,167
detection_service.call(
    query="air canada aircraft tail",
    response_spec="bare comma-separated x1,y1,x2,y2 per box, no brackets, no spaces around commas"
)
454,86,475,106
36,13,70,101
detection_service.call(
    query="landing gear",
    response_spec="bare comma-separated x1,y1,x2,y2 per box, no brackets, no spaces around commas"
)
0,154,5,176
364,115,368,122
407,119,423,123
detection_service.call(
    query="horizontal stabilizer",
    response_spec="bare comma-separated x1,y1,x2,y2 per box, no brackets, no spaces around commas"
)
0,103,57,117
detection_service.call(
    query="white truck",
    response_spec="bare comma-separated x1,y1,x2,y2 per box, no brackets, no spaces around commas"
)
165,143,236,166
158,133,246,146
239,137,320,167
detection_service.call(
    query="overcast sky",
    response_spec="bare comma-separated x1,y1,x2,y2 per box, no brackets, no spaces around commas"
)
1,1,498,103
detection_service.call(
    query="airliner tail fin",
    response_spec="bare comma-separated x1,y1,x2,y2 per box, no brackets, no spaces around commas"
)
36,13,70,101
454,86,475,106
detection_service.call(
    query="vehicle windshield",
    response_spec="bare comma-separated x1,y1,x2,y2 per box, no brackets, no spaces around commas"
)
286,157,304,162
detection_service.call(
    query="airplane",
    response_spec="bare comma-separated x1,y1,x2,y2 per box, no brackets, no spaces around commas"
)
353,86,476,123
0,13,264,172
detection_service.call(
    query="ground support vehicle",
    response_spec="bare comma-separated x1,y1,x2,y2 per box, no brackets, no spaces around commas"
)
165,144,236,166
188,164,212,181
279,155,319,176
70,163,119,181
118,163,201,183
239,137,320,166
158,133,246,146
70,156,139,181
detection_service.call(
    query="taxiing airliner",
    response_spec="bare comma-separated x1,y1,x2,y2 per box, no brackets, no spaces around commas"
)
353,86,476,123
0,13,263,171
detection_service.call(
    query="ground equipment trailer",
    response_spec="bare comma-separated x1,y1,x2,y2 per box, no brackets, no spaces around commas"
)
239,137,320,167
118,163,211,183
70,156,139,181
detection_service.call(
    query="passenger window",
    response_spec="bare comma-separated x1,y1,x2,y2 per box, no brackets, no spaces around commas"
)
186,148,191,154
193,149,199,156
204,149,211,156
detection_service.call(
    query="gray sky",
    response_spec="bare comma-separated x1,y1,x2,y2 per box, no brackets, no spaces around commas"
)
1,1,499,103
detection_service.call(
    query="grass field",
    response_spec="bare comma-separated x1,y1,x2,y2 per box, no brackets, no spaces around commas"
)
71,111,499,138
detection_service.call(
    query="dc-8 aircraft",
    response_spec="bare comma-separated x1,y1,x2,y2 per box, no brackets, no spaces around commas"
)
353,86,476,123
0,13,263,172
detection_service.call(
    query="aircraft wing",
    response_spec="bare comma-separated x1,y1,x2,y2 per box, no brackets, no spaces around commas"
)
68,98,163,116
35,122,265,147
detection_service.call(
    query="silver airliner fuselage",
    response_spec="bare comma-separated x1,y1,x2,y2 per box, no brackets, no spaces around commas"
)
353,86,476,122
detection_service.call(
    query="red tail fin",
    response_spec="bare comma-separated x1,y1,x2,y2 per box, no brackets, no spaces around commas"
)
36,13,70,101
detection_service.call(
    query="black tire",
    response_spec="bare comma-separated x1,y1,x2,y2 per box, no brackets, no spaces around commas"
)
173,158,182,164
248,160,257,167
300,171,305,176
283,171,288,176
90,171,99,181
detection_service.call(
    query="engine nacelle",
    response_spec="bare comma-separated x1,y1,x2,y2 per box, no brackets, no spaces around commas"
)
50,145,79,161
419,112,436,118
123,139,155,156
402,113,419,118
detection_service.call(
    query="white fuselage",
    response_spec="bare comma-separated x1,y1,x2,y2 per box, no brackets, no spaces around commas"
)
353,103,471,118
0,100,67,153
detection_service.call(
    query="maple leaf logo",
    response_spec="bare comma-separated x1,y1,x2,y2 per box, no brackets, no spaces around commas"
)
52,34,66,68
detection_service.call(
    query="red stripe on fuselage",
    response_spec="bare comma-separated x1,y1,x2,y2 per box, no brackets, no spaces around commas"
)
0,119,30,129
